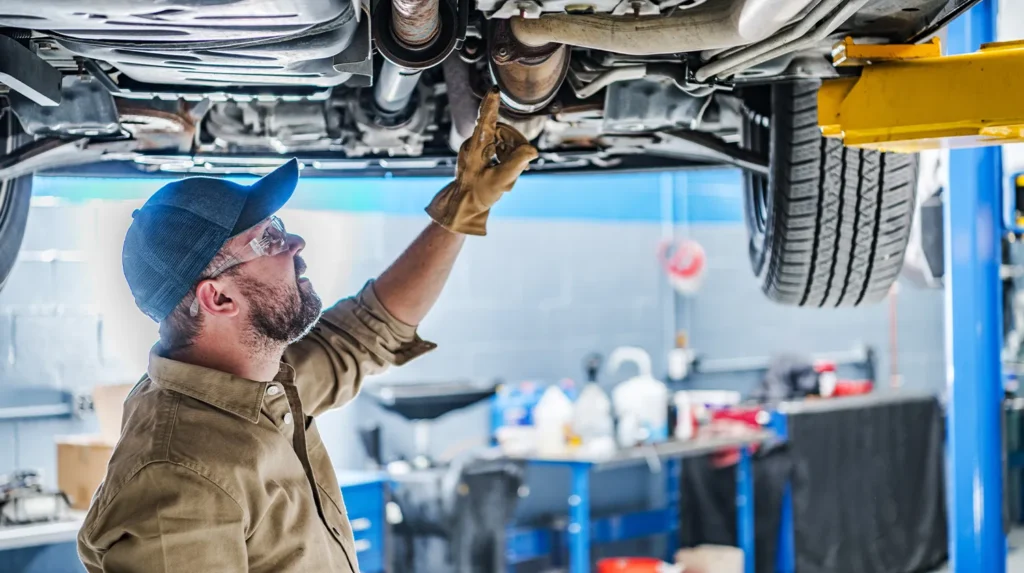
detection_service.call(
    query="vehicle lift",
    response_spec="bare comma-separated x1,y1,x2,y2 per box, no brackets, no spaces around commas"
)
816,1,1010,570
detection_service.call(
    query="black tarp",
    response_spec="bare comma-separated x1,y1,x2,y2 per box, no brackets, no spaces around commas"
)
787,397,947,573
680,396,948,573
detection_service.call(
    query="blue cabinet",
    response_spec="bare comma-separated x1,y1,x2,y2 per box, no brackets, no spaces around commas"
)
338,471,387,573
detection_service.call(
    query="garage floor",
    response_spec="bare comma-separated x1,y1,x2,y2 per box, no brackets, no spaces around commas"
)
931,528,1024,572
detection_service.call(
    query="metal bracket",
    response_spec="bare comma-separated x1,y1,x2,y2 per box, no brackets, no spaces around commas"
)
611,0,659,16
0,138,138,181
333,6,374,87
831,36,941,67
820,36,1024,151
10,76,120,137
491,0,542,19
0,385,75,422
0,36,62,107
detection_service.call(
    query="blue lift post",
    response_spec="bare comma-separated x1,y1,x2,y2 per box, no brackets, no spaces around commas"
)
568,463,591,573
664,458,681,562
944,0,1006,571
736,447,755,573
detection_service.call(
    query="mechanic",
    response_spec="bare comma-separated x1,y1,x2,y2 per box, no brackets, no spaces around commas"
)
76,89,536,573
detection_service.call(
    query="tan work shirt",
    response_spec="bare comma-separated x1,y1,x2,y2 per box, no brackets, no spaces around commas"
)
77,281,434,573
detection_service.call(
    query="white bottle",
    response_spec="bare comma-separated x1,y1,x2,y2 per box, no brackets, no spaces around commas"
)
534,385,575,456
609,347,670,448
673,391,694,441
572,383,615,457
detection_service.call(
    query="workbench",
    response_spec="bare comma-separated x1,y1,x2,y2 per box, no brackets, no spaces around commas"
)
501,431,773,573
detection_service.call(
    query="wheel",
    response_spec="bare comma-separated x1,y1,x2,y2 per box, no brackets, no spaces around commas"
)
0,109,33,292
741,80,917,307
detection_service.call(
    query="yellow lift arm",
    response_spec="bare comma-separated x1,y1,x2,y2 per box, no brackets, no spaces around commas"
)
818,36,1024,152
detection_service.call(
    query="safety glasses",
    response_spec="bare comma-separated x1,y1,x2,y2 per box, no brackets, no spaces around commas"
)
188,216,290,317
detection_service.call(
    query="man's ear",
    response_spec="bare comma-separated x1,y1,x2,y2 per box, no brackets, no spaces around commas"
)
195,279,241,318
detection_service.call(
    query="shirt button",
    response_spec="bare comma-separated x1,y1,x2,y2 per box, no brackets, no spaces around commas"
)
283,413,293,425
266,385,280,397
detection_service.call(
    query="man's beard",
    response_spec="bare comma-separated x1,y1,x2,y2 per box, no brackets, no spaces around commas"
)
236,263,323,348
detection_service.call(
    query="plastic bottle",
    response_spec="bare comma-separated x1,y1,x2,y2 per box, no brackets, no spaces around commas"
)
570,353,615,456
534,384,575,456
608,347,669,448
573,383,616,457
673,391,694,441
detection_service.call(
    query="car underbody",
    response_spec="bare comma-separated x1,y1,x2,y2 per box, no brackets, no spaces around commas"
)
0,0,962,178
0,0,972,308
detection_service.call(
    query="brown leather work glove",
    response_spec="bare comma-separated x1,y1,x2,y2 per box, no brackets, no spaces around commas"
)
426,88,539,236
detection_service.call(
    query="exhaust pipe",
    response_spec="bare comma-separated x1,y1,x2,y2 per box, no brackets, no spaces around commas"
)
508,0,818,55
392,0,441,47
374,0,441,113
372,0,458,119
375,63,424,114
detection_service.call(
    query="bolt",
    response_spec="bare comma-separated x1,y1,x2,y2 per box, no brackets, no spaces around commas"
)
631,1,642,15
495,46,511,62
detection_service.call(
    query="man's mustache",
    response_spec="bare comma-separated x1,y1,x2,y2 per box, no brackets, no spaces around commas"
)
294,255,307,277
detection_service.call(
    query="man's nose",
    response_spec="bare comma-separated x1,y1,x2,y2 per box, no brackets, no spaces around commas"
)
287,233,305,254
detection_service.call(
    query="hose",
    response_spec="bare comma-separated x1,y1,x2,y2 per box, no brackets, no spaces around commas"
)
571,63,694,99
695,0,869,81
574,66,647,99
441,55,480,140
714,0,872,80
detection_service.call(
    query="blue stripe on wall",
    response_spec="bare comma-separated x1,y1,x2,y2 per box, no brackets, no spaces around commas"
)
32,168,744,224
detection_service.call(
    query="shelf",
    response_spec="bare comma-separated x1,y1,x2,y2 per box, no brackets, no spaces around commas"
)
0,515,84,552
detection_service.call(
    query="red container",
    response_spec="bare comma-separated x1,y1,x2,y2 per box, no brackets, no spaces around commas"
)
596,557,666,573
834,379,874,396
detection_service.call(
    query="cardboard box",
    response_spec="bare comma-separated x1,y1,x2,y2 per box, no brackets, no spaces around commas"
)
56,383,135,510
674,545,744,573
57,437,115,510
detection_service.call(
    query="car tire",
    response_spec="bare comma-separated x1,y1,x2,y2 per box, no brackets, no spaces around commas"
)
741,80,917,307
0,110,33,292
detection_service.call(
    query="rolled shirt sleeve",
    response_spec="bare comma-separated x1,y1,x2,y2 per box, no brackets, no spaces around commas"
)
283,279,437,417
78,462,247,573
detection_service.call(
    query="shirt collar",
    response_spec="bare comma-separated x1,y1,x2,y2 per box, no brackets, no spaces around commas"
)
147,349,296,424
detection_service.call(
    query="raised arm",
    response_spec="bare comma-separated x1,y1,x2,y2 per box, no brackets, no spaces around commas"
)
284,88,536,415
375,87,537,324
373,222,465,326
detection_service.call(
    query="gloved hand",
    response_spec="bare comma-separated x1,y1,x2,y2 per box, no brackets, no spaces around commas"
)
426,87,539,236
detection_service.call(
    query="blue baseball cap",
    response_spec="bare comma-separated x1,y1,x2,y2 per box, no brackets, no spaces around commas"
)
122,159,299,322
